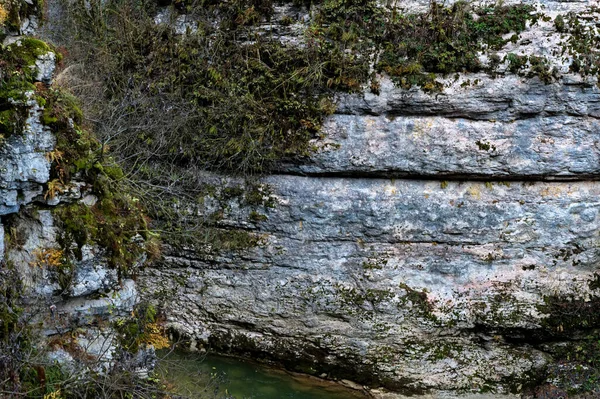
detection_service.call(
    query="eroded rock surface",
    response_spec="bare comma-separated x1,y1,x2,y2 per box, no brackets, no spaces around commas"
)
140,0,600,396
0,24,145,376
284,76,600,179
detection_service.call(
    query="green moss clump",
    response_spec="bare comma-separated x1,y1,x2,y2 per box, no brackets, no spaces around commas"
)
249,210,267,222
5,38,52,67
0,0,44,36
244,182,276,208
54,190,156,277
398,282,437,321
362,257,386,270
334,284,395,319
0,37,62,139
475,140,496,151
0,38,56,137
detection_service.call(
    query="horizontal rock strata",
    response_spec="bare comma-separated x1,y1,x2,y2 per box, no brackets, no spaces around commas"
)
141,0,600,396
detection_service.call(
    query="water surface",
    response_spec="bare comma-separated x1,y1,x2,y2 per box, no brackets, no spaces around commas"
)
156,350,368,399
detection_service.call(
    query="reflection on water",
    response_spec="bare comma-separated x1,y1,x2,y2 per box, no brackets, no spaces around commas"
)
156,350,368,399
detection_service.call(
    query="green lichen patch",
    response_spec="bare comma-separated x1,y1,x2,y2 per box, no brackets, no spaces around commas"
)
472,290,530,327
335,285,394,313
397,282,437,322
165,226,264,255
475,140,496,152
362,257,387,270
378,3,535,88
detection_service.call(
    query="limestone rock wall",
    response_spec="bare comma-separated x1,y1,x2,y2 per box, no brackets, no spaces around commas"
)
140,1,600,397
286,76,600,179
0,30,140,373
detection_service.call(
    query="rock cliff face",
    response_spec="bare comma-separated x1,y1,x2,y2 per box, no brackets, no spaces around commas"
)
139,0,600,397
0,7,153,385
0,57,137,360
6,0,600,396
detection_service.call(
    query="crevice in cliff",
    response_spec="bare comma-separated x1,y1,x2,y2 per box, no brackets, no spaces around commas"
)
271,169,600,183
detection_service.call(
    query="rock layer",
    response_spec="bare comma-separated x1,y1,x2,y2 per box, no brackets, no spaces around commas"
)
283,75,600,179
141,1,600,396
142,175,599,393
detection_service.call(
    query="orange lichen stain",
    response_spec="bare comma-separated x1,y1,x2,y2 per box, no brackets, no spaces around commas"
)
31,248,64,269
385,184,397,195
467,186,481,200
540,186,562,197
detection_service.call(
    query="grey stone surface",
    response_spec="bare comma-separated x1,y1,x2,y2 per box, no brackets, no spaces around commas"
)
336,75,600,122
154,8,198,35
6,207,124,301
284,113,600,178
140,1,600,394
57,279,137,322
382,0,593,13
70,256,120,297
141,175,599,392
34,50,56,84
0,93,54,214
281,73,600,179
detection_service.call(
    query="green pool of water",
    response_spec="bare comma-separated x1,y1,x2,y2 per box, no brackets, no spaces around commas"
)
156,350,368,399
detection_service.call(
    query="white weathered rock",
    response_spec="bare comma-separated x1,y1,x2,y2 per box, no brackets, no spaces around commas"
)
56,279,137,327
140,1,600,394
0,93,54,214
34,50,56,84
154,8,198,35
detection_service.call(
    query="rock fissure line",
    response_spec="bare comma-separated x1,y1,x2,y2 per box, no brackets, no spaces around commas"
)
272,170,600,182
